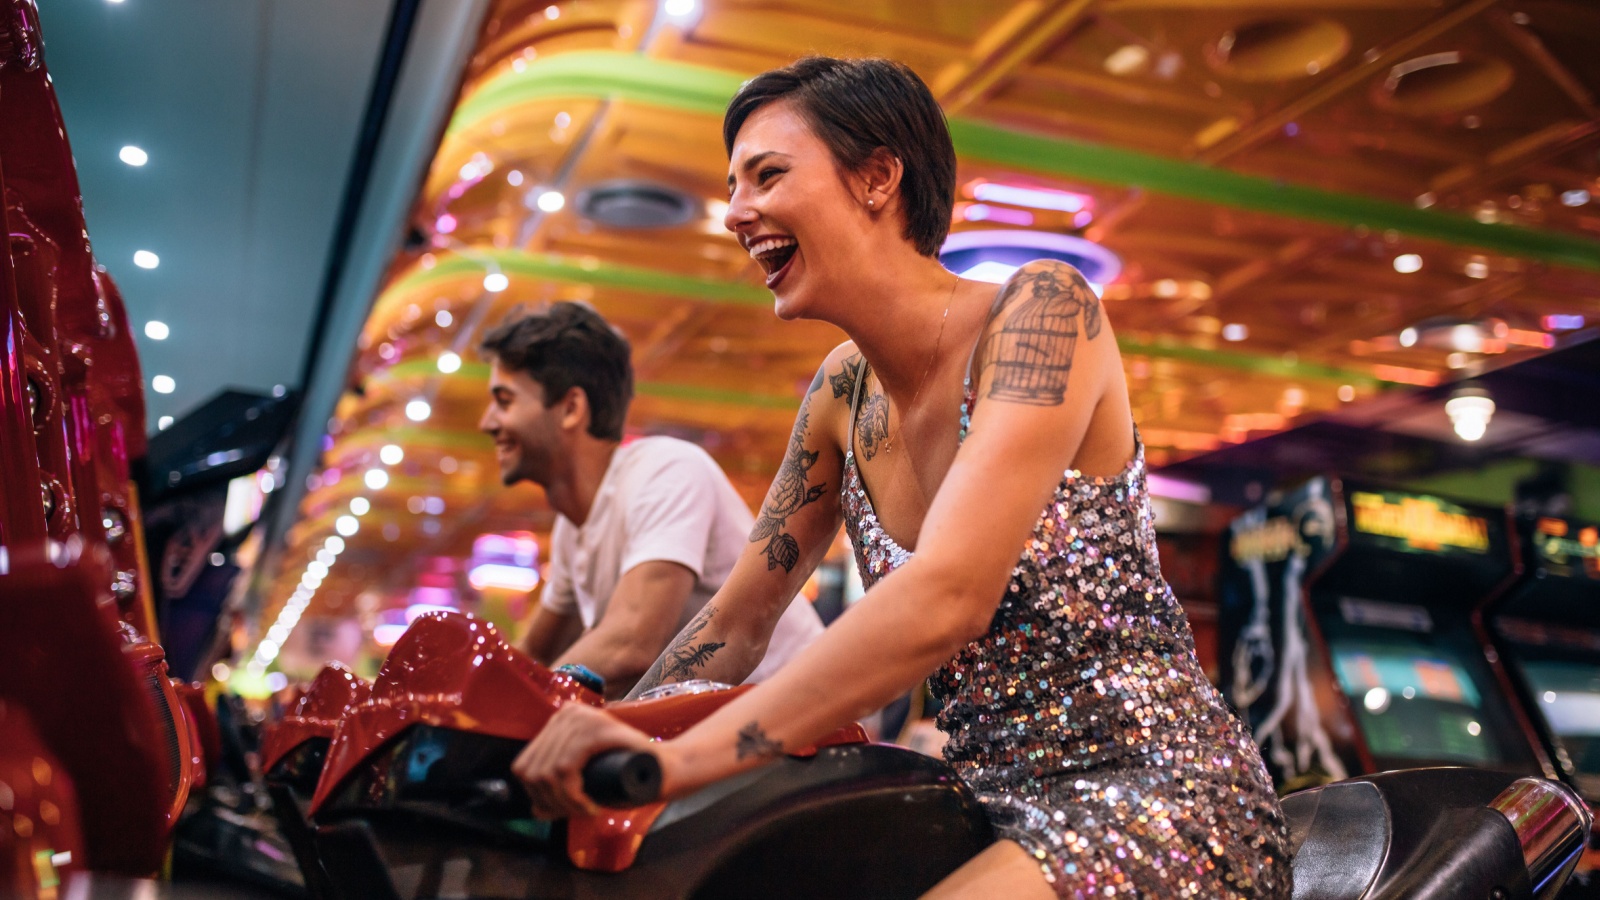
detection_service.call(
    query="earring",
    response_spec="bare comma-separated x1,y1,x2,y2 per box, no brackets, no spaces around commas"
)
867,198,875,209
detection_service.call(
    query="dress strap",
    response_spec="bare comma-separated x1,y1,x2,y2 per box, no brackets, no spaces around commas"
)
845,356,869,457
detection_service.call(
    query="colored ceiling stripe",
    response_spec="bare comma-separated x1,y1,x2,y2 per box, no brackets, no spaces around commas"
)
444,50,1600,273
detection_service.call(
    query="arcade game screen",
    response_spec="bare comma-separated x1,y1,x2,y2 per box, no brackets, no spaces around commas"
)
1325,598,1527,770
1498,619,1600,797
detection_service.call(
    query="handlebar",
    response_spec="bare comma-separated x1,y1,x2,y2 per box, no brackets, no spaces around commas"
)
582,749,662,808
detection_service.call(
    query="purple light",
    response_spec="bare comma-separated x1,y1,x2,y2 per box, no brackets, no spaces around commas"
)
970,182,1089,212
436,213,458,234
962,203,1034,226
1543,314,1585,331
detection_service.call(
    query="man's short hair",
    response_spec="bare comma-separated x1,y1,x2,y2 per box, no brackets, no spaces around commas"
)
479,302,633,440
723,56,957,257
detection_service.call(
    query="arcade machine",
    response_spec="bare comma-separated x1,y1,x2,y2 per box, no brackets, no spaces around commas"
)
1489,515,1600,894
1218,476,1549,792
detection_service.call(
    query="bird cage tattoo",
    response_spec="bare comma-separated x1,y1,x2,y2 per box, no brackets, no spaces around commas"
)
982,268,1102,405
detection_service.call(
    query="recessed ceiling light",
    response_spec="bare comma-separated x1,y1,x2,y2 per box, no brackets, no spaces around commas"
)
1337,385,1355,402
1221,323,1248,341
119,145,148,166
157,415,173,430
437,351,462,373
406,399,432,422
1398,327,1419,347
435,309,453,327
1393,253,1423,274
1103,44,1150,76
335,515,360,537
349,497,371,515
144,320,169,340
1561,189,1591,207
364,468,389,490
150,374,175,394
324,536,345,554
662,0,700,23
133,250,160,269
536,190,566,212
507,170,524,186
483,271,509,293
379,444,404,465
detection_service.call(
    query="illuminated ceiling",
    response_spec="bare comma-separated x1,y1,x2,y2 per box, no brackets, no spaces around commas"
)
260,0,1600,655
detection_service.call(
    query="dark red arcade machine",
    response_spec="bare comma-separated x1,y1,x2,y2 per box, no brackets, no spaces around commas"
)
1218,477,1548,791
1489,515,1600,891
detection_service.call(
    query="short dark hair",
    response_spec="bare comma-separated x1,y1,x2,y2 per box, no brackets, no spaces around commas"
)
479,302,633,440
723,57,956,257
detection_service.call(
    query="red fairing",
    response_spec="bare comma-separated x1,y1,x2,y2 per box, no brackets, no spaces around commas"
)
0,701,85,899
310,612,597,813
311,612,868,872
176,682,222,781
260,663,370,774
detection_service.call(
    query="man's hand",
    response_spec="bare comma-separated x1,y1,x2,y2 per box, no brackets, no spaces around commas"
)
512,703,659,819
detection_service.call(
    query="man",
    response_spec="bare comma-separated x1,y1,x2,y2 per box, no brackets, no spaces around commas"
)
478,302,824,698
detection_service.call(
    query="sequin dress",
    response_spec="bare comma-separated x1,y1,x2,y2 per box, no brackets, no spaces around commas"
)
840,370,1292,898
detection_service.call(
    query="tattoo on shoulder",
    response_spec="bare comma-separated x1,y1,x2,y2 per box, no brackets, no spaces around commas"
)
828,353,864,399
735,721,784,761
750,408,828,572
856,391,889,460
980,266,1103,407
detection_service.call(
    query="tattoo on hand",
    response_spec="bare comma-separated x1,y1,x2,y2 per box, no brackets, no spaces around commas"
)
857,390,889,460
750,412,827,573
735,721,784,760
981,267,1103,407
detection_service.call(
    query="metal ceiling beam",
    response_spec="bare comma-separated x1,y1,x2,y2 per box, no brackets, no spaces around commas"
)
932,0,1098,116
444,50,1600,273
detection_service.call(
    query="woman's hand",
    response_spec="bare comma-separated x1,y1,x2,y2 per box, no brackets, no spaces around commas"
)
512,703,658,819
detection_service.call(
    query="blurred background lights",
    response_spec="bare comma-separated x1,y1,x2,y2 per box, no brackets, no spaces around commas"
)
324,536,345,554
349,497,371,515
405,399,432,421
536,190,565,212
482,271,509,293
144,320,169,340
1543,314,1584,331
211,662,231,682
1393,253,1423,274
157,416,173,430
118,145,148,166
363,468,389,490
1445,388,1495,442
264,672,289,693
1399,327,1419,348
435,309,453,327
150,374,175,394
1560,189,1590,207
437,351,462,373
379,444,404,465
1221,323,1248,342
133,250,160,269
662,0,700,22
970,182,1088,212
335,515,361,537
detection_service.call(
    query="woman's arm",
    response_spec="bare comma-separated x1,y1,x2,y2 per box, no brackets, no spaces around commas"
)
624,346,861,698
517,263,1123,815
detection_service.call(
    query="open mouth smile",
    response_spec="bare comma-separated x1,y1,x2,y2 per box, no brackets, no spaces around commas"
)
749,236,797,288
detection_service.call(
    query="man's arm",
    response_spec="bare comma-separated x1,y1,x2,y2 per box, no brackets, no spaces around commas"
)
552,560,697,699
518,605,583,665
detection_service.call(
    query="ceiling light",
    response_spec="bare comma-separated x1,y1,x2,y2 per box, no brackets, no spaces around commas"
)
960,203,1033,226
661,0,700,23
307,560,329,578
315,549,335,566
350,497,371,515
544,4,559,18
483,271,509,293
157,415,173,430
1363,687,1390,713
1448,324,1485,352
1463,258,1489,279
1445,387,1494,441
150,374,175,394
374,623,408,647
1398,327,1418,348
1338,385,1356,402
1543,314,1584,331
405,399,432,422
118,145,148,166
1103,44,1150,76
469,563,541,592
536,190,566,212
364,468,389,490
1446,351,1470,369
324,536,346,554
507,170,524,187
144,320,169,340
379,444,404,465
211,662,231,682
335,515,361,537
1560,189,1590,207
1221,323,1248,342
133,250,160,269
435,309,453,327
969,182,1088,212
1393,253,1422,274
437,351,462,373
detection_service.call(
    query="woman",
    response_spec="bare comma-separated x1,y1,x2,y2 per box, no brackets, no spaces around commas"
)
513,56,1292,898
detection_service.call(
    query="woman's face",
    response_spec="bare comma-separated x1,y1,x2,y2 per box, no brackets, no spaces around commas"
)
725,100,873,321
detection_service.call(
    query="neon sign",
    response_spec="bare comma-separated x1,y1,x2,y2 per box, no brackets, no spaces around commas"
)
1350,492,1489,553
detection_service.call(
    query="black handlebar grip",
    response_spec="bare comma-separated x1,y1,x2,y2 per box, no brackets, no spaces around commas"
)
582,749,662,808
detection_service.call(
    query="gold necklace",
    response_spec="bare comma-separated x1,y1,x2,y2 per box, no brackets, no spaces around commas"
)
882,274,960,455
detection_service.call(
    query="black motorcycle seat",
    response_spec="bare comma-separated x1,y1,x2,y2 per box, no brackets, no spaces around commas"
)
1284,780,1388,900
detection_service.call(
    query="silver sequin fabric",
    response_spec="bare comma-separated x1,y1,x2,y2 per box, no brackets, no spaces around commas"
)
839,379,1292,898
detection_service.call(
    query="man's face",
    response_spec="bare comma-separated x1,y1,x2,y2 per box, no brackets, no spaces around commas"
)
480,363,566,487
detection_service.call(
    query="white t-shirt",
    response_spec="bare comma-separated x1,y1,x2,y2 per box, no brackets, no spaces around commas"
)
541,436,824,684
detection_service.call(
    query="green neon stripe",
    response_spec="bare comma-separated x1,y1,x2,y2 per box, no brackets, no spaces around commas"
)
635,380,799,409
334,425,491,452
386,358,492,380
447,51,1600,273
1117,337,1376,385
384,249,771,307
